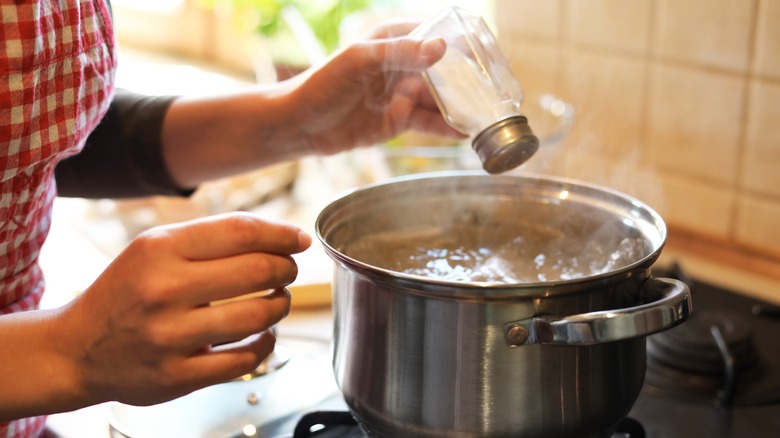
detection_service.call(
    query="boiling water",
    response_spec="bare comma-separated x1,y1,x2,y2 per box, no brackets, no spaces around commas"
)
345,224,651,284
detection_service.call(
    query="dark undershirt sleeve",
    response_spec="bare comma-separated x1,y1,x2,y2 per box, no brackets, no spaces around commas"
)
54,89,195,199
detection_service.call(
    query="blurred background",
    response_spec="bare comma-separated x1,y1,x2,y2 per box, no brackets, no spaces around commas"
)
42,0,780,307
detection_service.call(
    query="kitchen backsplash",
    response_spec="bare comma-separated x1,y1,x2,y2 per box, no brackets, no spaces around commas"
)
495,0,780,261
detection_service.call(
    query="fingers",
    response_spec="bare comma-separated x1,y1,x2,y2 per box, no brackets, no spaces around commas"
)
149,212,311,261
184,253,298,304
368,20,423,39
343,36,446,76
408,107,465,138
178,288,291,350
176,330,279,391
391,75,466,138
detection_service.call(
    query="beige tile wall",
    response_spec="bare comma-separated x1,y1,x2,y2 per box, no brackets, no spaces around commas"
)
496,0,780,260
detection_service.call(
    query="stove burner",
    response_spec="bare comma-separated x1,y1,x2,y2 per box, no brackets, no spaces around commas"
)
288,411,646,438
647,309,757,374
644,265,780,407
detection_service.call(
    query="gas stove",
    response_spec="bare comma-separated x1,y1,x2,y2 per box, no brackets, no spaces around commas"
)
108,263,780,438
254,263,780,438
630,263,780,437
261,407,647,437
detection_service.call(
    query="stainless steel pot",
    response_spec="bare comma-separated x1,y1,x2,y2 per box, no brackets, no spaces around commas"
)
316,171,691,438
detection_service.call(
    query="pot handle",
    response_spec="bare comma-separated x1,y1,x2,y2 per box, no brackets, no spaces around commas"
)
504,277,692,346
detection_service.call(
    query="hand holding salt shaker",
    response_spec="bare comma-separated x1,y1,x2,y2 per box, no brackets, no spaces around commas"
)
412,7,539,174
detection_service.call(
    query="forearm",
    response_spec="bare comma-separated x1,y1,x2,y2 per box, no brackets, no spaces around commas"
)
159,35,455,190
0,308,91,421
161,80,312,190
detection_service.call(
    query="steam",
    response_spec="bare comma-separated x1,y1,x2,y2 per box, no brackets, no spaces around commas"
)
505,46,667,217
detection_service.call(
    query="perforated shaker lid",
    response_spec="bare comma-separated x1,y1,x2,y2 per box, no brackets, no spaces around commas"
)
472,115,539,174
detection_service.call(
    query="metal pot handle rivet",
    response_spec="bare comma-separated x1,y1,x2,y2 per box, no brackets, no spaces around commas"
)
504,277,692,346
505,324,530,346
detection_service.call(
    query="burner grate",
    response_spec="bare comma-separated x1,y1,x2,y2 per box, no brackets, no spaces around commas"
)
644,263,780,407
284,411,645,438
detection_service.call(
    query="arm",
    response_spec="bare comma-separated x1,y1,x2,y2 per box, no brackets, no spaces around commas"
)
161,30,457,189
57,26,455,196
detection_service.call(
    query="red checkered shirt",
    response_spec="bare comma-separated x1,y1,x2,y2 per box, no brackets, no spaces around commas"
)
1,0,116,436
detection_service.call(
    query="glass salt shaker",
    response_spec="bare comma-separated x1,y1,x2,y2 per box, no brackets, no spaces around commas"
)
411,7,539,174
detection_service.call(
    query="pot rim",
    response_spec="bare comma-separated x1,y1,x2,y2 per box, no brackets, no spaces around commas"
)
316,170,667,296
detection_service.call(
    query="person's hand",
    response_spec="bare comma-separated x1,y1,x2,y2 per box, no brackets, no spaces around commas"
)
291,21,465,156
57,212,310,406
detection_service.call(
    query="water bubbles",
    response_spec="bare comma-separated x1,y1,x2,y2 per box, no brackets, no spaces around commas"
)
534,253,546,269
346,225,651,284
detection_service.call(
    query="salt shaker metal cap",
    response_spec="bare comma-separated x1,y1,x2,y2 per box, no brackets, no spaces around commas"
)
474,115,538,174
411,7,539,174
